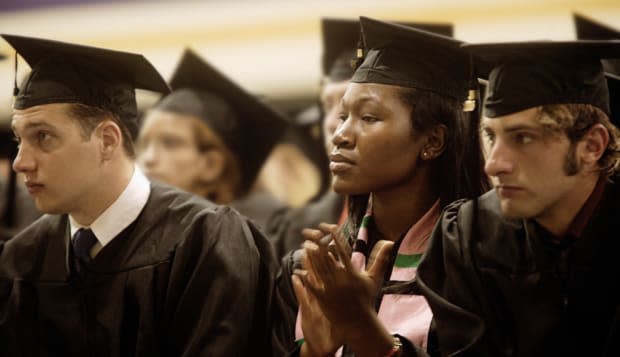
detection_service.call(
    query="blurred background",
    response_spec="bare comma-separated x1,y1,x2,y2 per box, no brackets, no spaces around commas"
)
1,0,619,120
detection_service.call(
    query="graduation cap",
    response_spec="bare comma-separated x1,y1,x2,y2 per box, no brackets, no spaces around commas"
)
153,49,289,192
321,17,454,82
352,16,473,108
574,13,620,41
1,34,170,140
574,14,620,79
462,40,620,124
606,73,620,127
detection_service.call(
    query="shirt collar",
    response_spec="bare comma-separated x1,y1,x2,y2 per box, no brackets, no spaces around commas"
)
69,166,151,247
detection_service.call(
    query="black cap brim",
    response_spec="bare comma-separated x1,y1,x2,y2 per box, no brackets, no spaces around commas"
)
463,40,620,118
2,34,169,94
321,17,454,82
2,34,170,140
352,17,469,100
465,40,620,71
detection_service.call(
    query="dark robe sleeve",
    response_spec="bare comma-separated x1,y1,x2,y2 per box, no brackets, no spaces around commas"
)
271,249,301,356
416,197,500,356
266,192,344,259
161,206,273,356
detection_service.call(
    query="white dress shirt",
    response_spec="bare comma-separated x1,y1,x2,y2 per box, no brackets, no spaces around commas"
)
69,166,151,258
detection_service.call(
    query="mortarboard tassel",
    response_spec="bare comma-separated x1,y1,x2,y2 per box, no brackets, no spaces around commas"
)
350,31,365,70
463,53,477,112
13,51,19,96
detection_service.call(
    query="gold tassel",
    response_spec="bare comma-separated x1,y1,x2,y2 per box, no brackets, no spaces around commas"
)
463,89,477,112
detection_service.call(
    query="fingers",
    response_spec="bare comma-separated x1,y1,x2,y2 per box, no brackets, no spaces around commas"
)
303,240,336,284
291,273,308,307
301,228,325,244
325,225,354,272
317,223,339,237
294,267,325,300
367,240,394,282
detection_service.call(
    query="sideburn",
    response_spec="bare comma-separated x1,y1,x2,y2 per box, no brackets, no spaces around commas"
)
563,141,580,176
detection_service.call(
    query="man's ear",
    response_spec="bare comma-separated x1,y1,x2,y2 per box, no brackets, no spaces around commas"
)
200,149,227,182
580,123,609,166
98,120,123,160
421,124,447,160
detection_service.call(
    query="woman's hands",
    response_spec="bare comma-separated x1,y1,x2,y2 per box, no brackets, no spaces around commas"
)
293,223,395,355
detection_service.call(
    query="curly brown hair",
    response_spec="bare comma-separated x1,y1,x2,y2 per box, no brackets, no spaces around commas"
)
537,104,620,176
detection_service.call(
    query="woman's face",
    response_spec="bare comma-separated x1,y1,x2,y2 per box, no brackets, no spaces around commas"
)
329,83,427,195
136,111,211,194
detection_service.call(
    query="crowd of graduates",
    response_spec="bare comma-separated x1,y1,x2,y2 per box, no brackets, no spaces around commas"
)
0,11,619,357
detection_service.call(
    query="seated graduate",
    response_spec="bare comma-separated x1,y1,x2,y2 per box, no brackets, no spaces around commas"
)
287,17,489,357
269,17,455,260
416,39,620,356
269,18,456,356
0,34,278,356
136,49,290,230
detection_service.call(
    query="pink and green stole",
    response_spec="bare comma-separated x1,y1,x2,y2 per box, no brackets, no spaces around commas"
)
295,196,441,353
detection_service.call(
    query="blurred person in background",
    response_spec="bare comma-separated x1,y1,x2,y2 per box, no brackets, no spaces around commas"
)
0,113,41,241
137,49,290,230
257,100,327,208
0,53,41,240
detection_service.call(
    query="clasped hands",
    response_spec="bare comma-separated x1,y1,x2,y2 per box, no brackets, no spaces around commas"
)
292,223,394,357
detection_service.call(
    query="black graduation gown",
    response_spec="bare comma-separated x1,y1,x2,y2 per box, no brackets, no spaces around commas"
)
230,191,289,233
416,181,620,356
267,191,345,356
0,182,279,357
266,191,344,259
0,177,41,241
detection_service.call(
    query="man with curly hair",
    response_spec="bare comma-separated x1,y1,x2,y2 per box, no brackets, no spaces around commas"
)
417,40,620,356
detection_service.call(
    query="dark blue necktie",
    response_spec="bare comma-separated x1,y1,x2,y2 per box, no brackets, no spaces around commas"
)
71,228,97,275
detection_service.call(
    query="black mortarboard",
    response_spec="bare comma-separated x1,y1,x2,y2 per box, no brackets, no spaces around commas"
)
463,40,620,119
1,34,170,140
154,49,289,192
322,17,454,82
606,73,620,126
574,14,620,78
352,16,472,103
574,13,620,41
